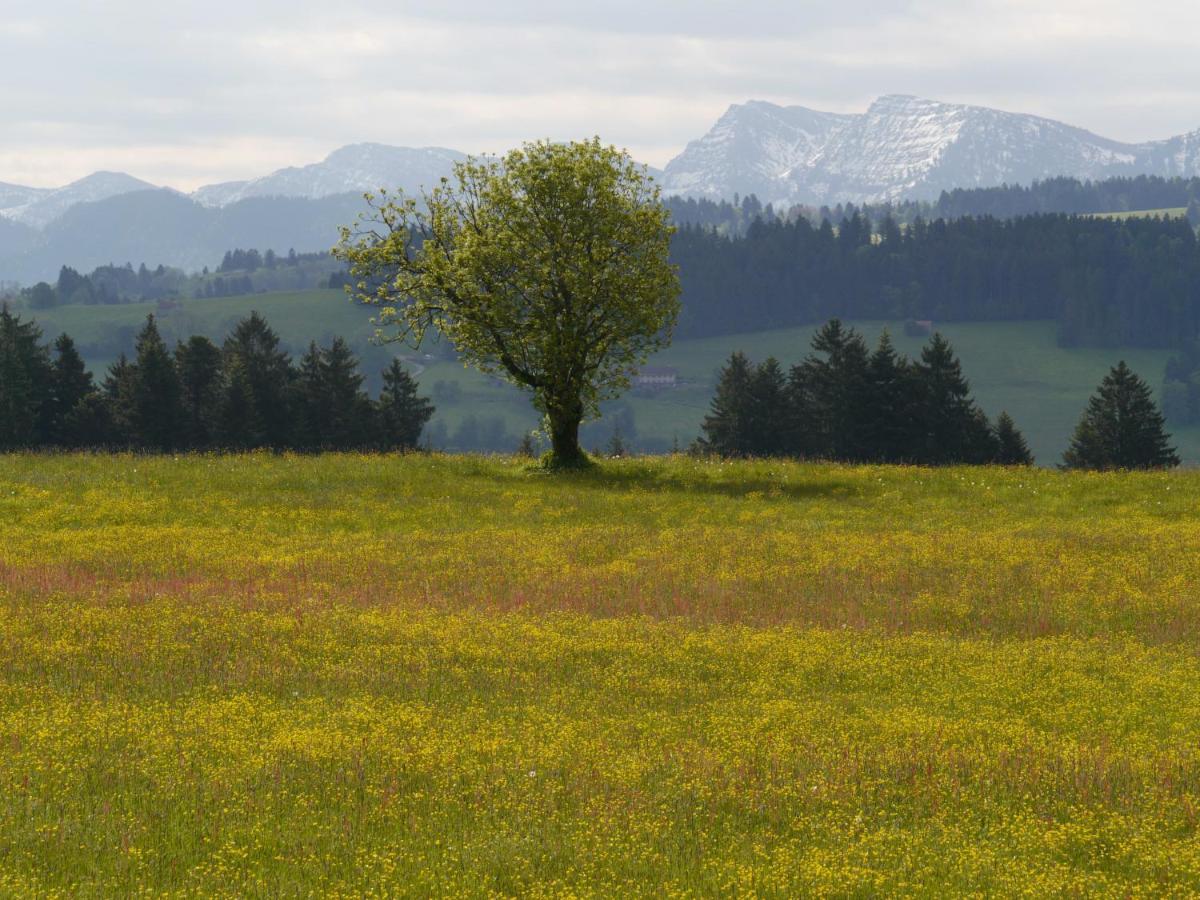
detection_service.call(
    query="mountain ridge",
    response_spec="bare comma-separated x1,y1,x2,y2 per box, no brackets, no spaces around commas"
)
6,96,1200,226
663,94,1200,205
4,96,1200,284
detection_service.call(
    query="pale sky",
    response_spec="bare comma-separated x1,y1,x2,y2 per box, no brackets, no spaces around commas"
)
4,0,1200,190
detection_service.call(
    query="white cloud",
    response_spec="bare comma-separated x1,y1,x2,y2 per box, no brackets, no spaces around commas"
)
1,0,1199,188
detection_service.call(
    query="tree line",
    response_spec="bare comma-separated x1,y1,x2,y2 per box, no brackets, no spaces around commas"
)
0,307,433,453
697,320,1178,470
15,251,349,310
932,176,1200,223
698,320,1033,464
671,212,1200,349
665,176,1200,236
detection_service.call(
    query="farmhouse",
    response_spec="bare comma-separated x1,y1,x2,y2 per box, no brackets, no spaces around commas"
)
634,366,678,389
905,319,934,337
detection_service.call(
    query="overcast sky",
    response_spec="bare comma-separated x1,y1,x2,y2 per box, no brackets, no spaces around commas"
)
4,0,1200,190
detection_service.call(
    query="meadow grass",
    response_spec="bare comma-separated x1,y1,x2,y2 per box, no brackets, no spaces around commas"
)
1087,207,1189,221
3,453,1200,895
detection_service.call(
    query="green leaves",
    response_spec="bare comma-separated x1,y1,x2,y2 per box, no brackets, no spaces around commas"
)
335,138,681,462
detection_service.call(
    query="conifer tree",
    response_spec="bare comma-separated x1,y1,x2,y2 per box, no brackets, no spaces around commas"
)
1063,361,1179,469
606,424,627,458
803,319,872,460
378,359,435,451
293,338,374,450
699,352,755,456
48,334,96,446
220,312,294,448
0,306,52,449
782,361,819,459
293,342,326,451
746,357,788,456
913,333,995,463
218,358,265,450
993,411,1034,465
320,338,373,450
862,330,917,462
102,354,137,446
175,335,224,449
126,316,183,451
516,432,537,457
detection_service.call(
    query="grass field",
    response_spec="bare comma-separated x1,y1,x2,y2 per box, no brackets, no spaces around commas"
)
24,290,1200,462
4,453,1200,894
1087,207,1189,221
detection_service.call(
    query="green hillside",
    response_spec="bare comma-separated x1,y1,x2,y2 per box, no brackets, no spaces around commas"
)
24,291,1199,464
1087,207,1188,221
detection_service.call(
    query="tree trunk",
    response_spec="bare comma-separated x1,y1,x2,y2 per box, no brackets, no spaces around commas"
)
547,401,586,468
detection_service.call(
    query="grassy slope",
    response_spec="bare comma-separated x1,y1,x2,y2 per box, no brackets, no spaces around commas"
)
3,453,1200,895
1087,207,1188,220
25,291,1199,463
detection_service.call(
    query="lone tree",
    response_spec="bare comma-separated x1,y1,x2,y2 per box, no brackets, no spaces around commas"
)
1063,361,1179,470
335,137,680,467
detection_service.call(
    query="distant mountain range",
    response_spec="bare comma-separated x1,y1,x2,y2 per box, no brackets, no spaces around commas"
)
3,95,1200,283
663,95,1200,206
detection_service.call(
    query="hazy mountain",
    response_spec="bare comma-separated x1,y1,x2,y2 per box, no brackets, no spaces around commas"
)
662,94,1200,205
0,172,159,229
0,182,49,211
1,189,369,284
5,101,1200,284
192,143,468,206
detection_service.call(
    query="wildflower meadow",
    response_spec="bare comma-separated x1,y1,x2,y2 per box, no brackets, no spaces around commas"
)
3,453,1200,895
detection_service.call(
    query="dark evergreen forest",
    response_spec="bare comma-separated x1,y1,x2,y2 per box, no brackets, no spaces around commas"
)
670,212,1200,349
0,307,434,453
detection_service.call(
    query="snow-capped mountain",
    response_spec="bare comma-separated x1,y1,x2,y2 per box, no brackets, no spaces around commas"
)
662,95,1200,206
0,172,158,229
662,101,855,205
191,143,468,207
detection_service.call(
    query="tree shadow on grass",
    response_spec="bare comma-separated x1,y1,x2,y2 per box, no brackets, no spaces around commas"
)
514,459,867,501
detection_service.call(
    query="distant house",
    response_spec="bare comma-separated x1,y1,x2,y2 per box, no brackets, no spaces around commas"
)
634,366,678,389
904,319,934,337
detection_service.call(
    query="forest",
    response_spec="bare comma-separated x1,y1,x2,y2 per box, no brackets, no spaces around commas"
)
671,212,1200,349
0,307,433,453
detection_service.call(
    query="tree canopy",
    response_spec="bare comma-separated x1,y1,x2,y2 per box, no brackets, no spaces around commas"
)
335,137,681,466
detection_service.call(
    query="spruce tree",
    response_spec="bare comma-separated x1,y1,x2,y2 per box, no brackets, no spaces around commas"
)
220,312,294,448
127,316,183,451
802,319,871,460
862,330,917,462
48,334,96,446
746,357,788,456
378,359,435,451
0,306,52,449
175,336,224,449
1063,361,1179,469
102,354,137,447
320,338,373,450
913,333,994,463
783,361,819,458
993,411,1034,465
293,342,326,451
218,359,265,450
293,339,374,450
699,351,755,456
